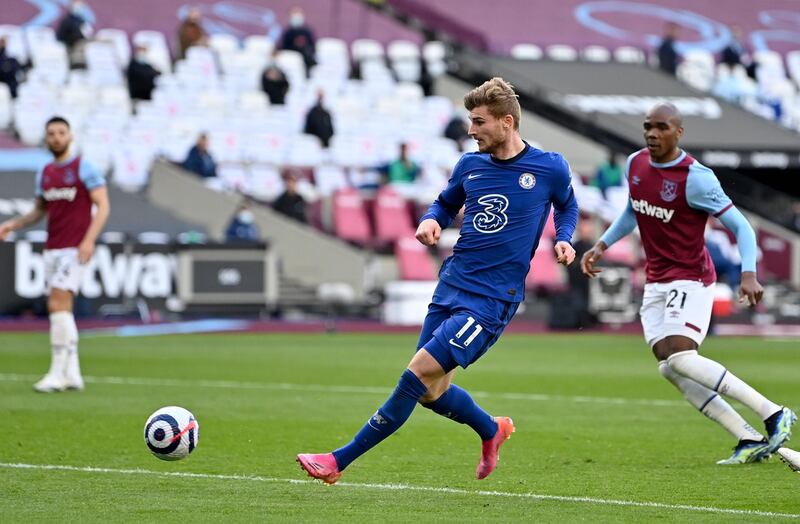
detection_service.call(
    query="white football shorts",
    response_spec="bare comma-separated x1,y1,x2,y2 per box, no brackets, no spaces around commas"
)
43,248,85,295
640,280,715,348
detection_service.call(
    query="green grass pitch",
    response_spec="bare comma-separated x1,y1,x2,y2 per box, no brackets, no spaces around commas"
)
1,331,798,522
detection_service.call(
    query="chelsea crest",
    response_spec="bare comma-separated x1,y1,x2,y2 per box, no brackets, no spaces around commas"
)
519,172,535,189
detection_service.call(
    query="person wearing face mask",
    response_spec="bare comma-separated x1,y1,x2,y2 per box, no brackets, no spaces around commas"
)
225,201,261,243
127,45,161,101
280,6,316,71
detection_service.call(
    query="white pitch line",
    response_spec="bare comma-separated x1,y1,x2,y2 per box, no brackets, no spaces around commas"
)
0,373,686,408
1,462,797,519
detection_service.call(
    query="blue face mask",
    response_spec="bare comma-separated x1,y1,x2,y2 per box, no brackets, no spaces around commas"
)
290,14,304,27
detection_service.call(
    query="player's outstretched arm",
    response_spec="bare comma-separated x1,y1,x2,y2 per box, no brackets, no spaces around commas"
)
717,206,762,307
78,186,110,263
581,241,607,278
416,218,442,247
0,197,47,241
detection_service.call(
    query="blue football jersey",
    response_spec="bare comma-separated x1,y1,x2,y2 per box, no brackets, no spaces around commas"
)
421,143,578,302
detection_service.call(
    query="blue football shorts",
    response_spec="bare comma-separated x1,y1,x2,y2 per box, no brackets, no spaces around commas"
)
416,281,519,373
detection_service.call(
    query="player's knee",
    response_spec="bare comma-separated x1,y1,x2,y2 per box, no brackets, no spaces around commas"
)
48,289,72,313
665,348,698,376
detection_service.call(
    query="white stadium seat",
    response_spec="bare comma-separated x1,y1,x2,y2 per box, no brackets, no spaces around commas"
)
510,43,543,60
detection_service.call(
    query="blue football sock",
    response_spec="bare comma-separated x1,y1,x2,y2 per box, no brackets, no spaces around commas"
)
421,384,498,441
332,369,428,470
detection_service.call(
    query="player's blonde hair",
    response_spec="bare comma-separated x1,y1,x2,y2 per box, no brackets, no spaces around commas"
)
464,77,521,130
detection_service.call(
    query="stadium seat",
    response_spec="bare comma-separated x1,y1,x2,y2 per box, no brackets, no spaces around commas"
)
613,46,645,64
133,30,172,73
209,33,239,56
678,49,715,92
112,145,152,190
30,42,69,85
316,37,350,77
395,237,437,280
96,28,131,66
786,51,800,89
546,44,578,61
333,188,372,245
247,164,285,201
0,83,11,128
0,24,28,62
243,35,274,58
510,43,543,60
387,40,422,82
314,165,350,197
423,40,447,76
287,134,324,167
243,132,290,164
525,237,566,292
374,186,415,243
351,38,384,63
86,41,124,86
24,25,56,54
581,45,611,62
275,50,307,87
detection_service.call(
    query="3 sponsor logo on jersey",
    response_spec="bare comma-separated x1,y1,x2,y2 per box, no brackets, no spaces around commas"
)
42,187,78,202
630,198,675,223
473,194,509,234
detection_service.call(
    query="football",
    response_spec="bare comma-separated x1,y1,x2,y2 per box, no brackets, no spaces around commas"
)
144,406,199,461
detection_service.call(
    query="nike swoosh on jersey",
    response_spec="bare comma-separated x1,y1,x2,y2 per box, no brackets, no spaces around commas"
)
467,174,482,179
448,338,465,349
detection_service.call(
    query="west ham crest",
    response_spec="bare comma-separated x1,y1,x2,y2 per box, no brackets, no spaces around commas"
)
660,180,678,202
64,170,77,185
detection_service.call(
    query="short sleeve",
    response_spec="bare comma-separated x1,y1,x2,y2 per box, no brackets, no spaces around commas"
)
79,158,106,191
685,161,732,217
34,167,44,197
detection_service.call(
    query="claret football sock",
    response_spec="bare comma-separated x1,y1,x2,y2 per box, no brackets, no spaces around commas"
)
421,384,498,441
332,369,428,470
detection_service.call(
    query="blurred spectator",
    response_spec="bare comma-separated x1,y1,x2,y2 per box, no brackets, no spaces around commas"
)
280,6,316,71
261,57,289,105
273,171,307,223
418,58,433,97
721,25,755,77
443,115,469,151
786,201,800,233
550,216,596,329
705,225,741,287
379,143,420,185
56,0,93,65
657,22,679,76
127,45,160,100
225,201,261,243
591,152,623,198
303,91,334,147
177,8,208,59
0,37,22,98
181,133,217,179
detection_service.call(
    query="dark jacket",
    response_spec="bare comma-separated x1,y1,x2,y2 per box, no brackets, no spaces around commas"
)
127,59,160,100
181,145,217,178
56,13,86,48
273,191,306,223
0,48,21,98
261,66,289,105
303,103,334,147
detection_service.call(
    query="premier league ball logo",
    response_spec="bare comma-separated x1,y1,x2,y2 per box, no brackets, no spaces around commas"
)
660,180,678,202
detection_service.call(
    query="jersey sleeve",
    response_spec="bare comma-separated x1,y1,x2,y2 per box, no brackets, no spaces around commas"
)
420,155,467,228
34,166,44,197
79,158,106,191
550,154,578,243
685,162,732,217
599,199,637,248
